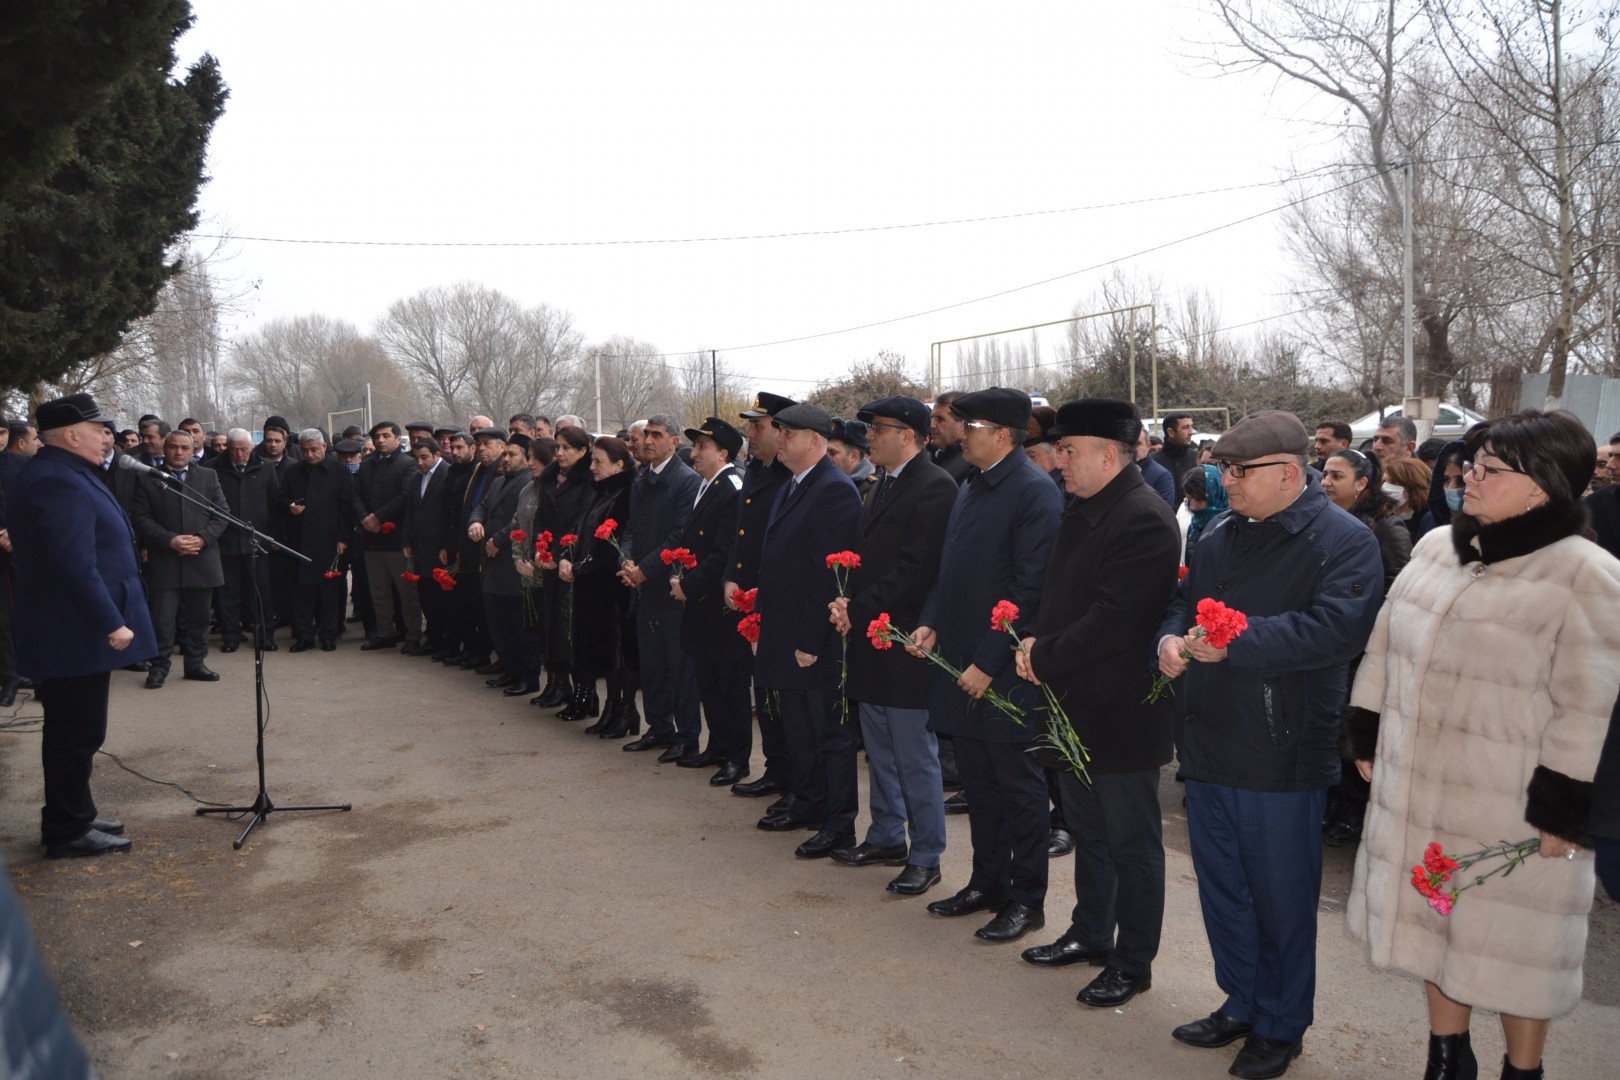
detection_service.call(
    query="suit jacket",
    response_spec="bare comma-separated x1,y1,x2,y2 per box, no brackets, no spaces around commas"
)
844,455,960,709
402,460,454,568
130,463,230,590
677,465,749,661
623,454,701,615
284,457,364,584
452,462,493,569
470,470,526,595
8,446,158,679
919,447,1063,742
726,456,792,590
1028,465,1181,774
206,455,284,556
753,456,863,690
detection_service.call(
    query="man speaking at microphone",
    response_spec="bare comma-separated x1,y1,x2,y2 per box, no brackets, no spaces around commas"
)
9,393,156,858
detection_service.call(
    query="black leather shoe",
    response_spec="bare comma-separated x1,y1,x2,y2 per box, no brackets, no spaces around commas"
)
533,676,571,708
502,680,540,697
439,652,469,666
473,660,505,674
756,810,822,832
795,829,855,859
1077,965,1151,1007
361,637,401,651
289,639,315,653
486,674,517,688
1048,827,1075,857
1021,935,1109,968
220,641,240,653
926,887,1001,918
731,776,787,798
183,666,220,682
124,661,151,673
1422,1032,1476,1080
676,749,720,769
401,643,435,656
45,828,131,859
944,791,970,815
709,763,747,787
0,677,19,707
259,640,278,652
1172,1012,1254,1049
656,744,690,764
144,668,168,689
431,649,457,662
974,900,1044,942
91,818,125,835
1228,1035,1302,1079
457,655,490,669
320,639,337,652
1497,1055,1542,1080
623,734,673,753
830,841,909,867
886,864,942,895
765,794,794,814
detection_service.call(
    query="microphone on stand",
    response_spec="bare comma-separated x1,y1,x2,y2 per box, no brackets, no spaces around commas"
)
115,454,180,484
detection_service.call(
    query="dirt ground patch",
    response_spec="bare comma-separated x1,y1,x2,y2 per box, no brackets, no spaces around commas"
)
2,644,1616,1078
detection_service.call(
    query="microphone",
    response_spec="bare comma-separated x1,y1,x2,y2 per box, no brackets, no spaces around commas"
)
116,454,179,484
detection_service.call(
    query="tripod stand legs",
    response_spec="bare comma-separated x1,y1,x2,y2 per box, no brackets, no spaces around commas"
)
198,794,352,850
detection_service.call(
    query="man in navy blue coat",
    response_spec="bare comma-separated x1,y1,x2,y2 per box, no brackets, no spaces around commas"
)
914,388,1063,942
10,394,157,858
752,403,864,857
619,415,703,757
1155,410,1382,1080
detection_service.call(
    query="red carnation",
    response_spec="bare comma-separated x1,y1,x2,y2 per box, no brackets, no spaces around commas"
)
400,571,421,583
594,518,618,541
1194,598,1249,650
1178,566,1189,580
737,612,762,643
733,588,758,614
560,533,579,548
825,550,861,570
867,613,895,650
509,529,528,543
990,600,1019,632
380,521,397,534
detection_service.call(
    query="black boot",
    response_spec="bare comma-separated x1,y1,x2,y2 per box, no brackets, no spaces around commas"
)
598,672,638,739
1423,1032,1477,1080
1499,1057,1542,1080
533,671,571,709
557,682,599,722
585,683,618,736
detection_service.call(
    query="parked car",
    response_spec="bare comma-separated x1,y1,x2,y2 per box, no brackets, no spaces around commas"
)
1349,402,1484,442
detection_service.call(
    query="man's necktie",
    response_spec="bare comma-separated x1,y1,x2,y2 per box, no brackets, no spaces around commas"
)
875,474,895,508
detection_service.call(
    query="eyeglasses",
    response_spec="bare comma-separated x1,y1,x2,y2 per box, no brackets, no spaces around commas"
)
1218,460,1293,479
866,421,911,434
1463,459,1524,480
962,420,1002,433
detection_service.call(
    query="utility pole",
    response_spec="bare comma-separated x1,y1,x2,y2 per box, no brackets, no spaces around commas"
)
594,351,603,435
711,350,718,416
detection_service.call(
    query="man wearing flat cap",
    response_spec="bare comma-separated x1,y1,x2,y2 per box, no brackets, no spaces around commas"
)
827,396,959,895
1154,409,1382,1078
723,391,799,799
752,402,864,854
1012,399,1181,1008
827,418,878,502
915,387,1063,941
671,418,752,785
10,393,157,857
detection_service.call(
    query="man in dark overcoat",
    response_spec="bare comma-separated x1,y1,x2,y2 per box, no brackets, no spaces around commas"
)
618,415,702,758
470,433,537,695
447,430,499,668
672,418,751,786
751,403,864,857
402,436,455,656
208,428,284,653
284,431,364,651
10,393,157,857
355,421,421,650
130,430,229,688
914,387,1062,942
722,391,798,799
1013,399,1181,1008
830,396,959,896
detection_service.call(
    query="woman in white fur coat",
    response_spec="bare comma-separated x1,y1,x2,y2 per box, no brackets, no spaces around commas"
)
1345,410,1620,1080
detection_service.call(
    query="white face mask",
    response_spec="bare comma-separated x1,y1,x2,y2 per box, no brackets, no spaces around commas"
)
1380,482,1406,507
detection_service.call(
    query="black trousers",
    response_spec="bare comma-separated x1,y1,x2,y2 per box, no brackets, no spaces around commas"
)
485,593,539,680
293,577,346,643
219,551,273,646
692,654,752,766
417,575,450,648
38,671,110,845
269,550,296,625
780,685,858,833
1057,766,1166,977
755,683,790,783
451,567,488,658
955,735,1049,908
0,562,15,681
149,587,213,674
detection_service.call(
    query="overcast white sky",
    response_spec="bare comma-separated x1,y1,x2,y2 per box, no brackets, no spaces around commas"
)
179,1,1336,401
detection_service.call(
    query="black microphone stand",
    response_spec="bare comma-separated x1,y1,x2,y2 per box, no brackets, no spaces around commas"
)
139,466,353,848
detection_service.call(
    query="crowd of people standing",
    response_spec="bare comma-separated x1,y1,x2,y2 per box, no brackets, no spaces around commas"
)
4,386,1618,1080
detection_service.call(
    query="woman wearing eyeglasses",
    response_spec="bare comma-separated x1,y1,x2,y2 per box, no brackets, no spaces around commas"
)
1345,410,1620,1080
